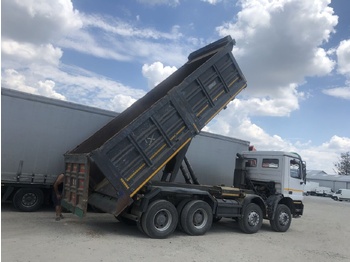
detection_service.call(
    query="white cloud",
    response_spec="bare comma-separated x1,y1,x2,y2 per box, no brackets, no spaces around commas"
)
2,69,66,100
80,14,182,40
336,39,350,75
204,105,294,152
137,0,180,7
1,0,152,108
322,39,350,100
1,0,82,44
37,80,66,100
111,94,137,112
142,62,177,89
216,0,337,97
2,40,63,66
322,135,350,150
201,0,223,4
322,86,350,100
235,83,303,117
300,136,350,173
54,12,189,66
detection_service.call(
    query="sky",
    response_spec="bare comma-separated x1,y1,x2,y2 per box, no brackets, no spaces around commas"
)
1,0,350,174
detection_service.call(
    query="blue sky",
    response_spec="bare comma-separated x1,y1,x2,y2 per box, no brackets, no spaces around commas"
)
1,0,350,174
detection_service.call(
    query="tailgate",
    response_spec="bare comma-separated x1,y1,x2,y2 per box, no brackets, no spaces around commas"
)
61,155,90,218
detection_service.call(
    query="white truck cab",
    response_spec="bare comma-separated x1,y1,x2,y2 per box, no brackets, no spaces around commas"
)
235,151,306,217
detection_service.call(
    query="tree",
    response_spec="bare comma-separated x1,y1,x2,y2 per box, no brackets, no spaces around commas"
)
334,152,350,175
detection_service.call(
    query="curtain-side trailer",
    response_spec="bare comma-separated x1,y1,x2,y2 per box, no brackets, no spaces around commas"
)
1,88,117,211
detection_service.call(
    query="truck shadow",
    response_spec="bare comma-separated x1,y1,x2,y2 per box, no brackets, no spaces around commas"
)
1,201,55,212
77,216,273,239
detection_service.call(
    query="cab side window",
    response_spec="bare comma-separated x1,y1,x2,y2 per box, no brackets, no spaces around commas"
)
245,158,257,167
290,159,301,179
262,159,279,168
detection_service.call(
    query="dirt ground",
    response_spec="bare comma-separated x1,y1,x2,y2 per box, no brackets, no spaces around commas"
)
1,196,349,262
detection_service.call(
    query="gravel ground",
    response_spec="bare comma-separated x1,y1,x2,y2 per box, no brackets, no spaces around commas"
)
1,196,350,262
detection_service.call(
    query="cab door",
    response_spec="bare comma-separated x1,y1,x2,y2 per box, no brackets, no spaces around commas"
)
288,157,304,201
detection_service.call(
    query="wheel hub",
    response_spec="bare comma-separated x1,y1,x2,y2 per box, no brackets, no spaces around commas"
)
248,211,260,227
154,209,172,231
22,193,37,207
278,212,290,226
193,211,204,225
193,208,208,229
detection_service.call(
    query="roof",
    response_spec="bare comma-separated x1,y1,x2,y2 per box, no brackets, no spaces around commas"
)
307,170,350,182
242,151,301,158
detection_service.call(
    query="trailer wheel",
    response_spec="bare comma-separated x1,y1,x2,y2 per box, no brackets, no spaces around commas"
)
141,200,178,239
238,203,263,234
13,188,44,212
181,200,213,236
270,204,291,232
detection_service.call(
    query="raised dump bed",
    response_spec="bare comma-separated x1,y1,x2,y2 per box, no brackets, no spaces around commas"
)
62,36,247,217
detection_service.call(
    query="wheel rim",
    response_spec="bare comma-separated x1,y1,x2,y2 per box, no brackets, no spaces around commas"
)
22,193,37,207
192,208,208,229
247,211,260,227
278,211,290,226
153,209,172,232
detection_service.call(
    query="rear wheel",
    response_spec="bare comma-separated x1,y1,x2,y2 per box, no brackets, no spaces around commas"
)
13,188,44,212
176,199,190,232
180,200,213,236
141,200,178,239
238,203,263,234
270,204,291,232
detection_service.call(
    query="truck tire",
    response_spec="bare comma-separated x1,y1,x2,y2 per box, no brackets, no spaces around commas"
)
269,204,291,232
13,188,44,212
141,200,178,239
238,203,263,234
180,200,213,236
176,199,190,232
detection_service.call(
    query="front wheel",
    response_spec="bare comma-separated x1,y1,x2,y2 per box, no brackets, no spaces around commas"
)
13,188,44,212
141,200,178,239
238,203,263,234
270,204,292,232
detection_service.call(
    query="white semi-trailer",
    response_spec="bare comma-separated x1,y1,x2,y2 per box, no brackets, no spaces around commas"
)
1,88,117,211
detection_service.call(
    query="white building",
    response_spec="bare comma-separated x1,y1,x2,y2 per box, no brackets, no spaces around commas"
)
306,170,350,192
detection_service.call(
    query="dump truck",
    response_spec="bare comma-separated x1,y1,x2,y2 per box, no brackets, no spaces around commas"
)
62,36,306,238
